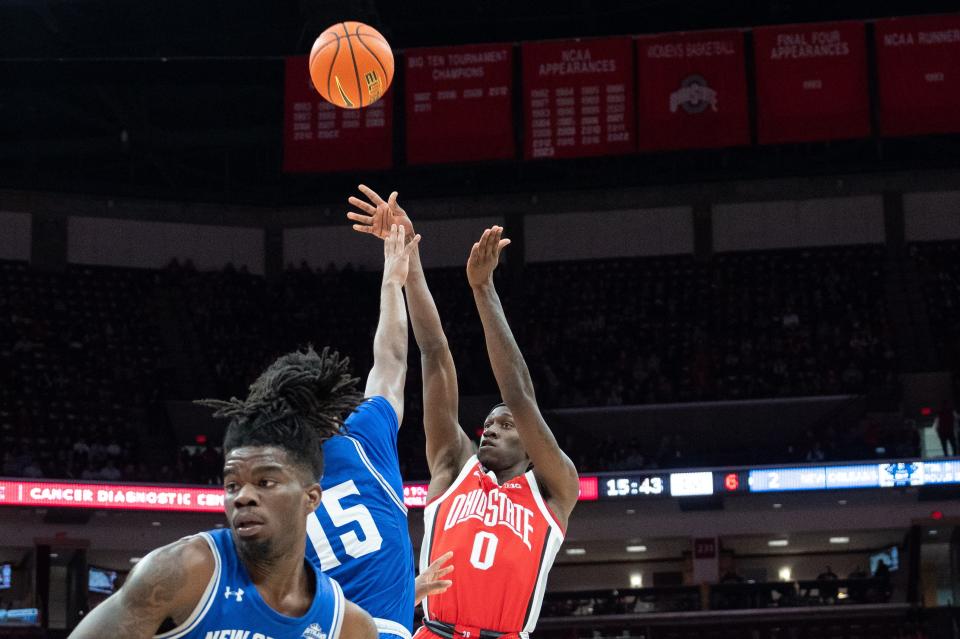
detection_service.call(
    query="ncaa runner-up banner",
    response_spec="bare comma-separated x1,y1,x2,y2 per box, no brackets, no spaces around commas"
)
636,29,750,151
875,14,960,137
522,37,636,159
753,21,870,144
283,56,393,172
405,43,515,164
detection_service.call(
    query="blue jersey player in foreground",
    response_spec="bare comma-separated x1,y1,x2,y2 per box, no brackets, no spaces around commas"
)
308,192,453,639
67,225,420,639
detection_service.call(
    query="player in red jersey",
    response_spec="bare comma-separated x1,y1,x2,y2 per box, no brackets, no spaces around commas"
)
345,192,579,639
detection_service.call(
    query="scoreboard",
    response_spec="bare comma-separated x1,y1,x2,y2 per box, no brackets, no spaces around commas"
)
594,459,959,501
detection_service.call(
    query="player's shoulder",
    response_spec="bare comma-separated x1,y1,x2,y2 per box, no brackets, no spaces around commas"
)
118,534,216,622
346,396,399,428
145,534,216,580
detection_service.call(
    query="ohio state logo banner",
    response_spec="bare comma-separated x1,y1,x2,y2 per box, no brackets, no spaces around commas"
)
635,29,750,151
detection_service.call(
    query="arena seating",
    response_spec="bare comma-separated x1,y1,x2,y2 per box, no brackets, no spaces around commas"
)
0,242,920,482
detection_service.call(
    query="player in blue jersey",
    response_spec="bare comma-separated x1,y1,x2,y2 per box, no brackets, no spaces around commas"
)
67,226,420,639
307,191,453,639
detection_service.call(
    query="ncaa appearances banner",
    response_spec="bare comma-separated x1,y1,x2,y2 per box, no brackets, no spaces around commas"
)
875,15,960,137
522,37,636,159
753,21,870,144
282,56,393,172
405,43,515,164
636,30,750,151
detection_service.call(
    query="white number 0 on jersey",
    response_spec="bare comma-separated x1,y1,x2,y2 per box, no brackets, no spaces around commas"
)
470,531,499,570
307,480,384,570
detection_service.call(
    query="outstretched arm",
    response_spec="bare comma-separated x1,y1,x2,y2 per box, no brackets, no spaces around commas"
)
466,226,580,524
68,537,213,639
363,217,420,424
348,187,473,498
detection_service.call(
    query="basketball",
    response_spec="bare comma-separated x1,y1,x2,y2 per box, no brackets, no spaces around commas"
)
309,21,394,109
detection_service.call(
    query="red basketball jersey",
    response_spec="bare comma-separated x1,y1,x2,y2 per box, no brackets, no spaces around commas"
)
419,455,565,637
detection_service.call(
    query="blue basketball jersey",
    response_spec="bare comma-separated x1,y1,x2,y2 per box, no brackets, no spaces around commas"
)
305,397,415,639
156,528,345,639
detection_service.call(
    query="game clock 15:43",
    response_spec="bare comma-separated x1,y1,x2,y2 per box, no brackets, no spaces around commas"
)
603,474,666,497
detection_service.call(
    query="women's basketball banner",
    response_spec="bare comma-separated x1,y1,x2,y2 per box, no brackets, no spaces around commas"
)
405,44,515,164
635,30,750,151
875,15,960,137
283,56,393,172
753,21,870,144
522,37,636,159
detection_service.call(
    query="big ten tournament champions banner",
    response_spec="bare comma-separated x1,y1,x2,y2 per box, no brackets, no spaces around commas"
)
635,29,750,151
283,56,393,172
522,37,636,160
753,21,870,144
875,14,960,137
405,43,515,165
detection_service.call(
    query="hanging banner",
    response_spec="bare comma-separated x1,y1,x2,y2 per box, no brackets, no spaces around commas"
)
405,43,515,164
753,21,870,144
283,56,393,172
636,30,750,150
875,15,960,137
522,37,636,159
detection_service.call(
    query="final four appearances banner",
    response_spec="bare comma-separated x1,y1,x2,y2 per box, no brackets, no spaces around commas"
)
753,21,870,144
522,37,636,159
405,43,515,164
283,56,393,172
635,30,750,151
875,15,960,137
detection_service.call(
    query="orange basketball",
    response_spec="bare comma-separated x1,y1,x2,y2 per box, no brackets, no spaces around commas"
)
309,21,394,109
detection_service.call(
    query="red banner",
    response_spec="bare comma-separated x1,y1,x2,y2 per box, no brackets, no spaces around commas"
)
636,30,749,151
282,56,393,172
405,44,515,164
875,15,960,137
522,37,636,159
753,21,870,144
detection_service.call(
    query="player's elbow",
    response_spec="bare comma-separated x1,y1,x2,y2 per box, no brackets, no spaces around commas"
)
418,335,451,357
342,602,378,639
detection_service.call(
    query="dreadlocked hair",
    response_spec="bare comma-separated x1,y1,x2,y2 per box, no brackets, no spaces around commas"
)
195,346,363,478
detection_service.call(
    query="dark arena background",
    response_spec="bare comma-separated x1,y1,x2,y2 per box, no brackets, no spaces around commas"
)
2,0,960,637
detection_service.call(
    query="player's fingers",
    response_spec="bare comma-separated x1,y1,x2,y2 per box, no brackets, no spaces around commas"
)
427,580,453,593
347,212,374,224
477,228,492,256
388,191,398,210
352,224,376,234
347,196,376,215
358,184,385,206
485,226,500,258
404,234,422,253
428,551,453,569
468,242,481,264
435,565,454,578
497,238,511,253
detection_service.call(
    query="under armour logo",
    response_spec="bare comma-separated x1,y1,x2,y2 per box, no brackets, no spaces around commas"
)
224,586,244,602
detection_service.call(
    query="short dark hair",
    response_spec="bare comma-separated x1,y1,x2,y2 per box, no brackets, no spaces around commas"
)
196,346,363,478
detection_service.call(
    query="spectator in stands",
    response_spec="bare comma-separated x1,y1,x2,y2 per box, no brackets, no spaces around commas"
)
933,400,958,457
817,565,839,604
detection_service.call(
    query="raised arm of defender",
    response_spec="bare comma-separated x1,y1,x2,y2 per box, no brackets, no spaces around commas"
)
467,226,580,527
347,186,473,500
362,208,420,423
